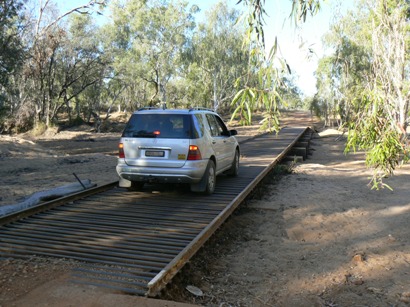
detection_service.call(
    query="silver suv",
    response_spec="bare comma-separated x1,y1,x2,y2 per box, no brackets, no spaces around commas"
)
116,108,240,194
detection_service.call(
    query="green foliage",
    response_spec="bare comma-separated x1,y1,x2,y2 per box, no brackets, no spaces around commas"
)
231,0,319,131
280,76,303,110
187,2,247,111
230,85,281,131
290,0,321,24
273,163,295,175
0,0,25,87
314,4,373,128
315,0,409,189
106,0,198,107
345,92,409,189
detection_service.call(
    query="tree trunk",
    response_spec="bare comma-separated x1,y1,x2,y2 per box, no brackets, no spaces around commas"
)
213,76,218,111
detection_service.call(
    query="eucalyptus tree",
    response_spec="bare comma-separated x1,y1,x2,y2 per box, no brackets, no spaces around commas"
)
344,0,410,188
189,2,248,112
280,76,303,110
312,56,334,126
320,0,410,188
54,13,108,125
0,0,25,89
14,1,64,130
0,0,26,132
99,13,149,112
6,0,107,131
318,4,372,128
108,0,197,108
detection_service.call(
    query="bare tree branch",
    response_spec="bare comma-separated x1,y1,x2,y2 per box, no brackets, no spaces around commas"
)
37,0,106,37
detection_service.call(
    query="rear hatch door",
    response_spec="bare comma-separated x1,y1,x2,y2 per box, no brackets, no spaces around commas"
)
121,113,192,168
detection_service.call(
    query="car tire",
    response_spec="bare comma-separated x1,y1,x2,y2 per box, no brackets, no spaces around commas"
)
127,181,144,191
203,160,216,195
191,160,216,195
226,149,239,177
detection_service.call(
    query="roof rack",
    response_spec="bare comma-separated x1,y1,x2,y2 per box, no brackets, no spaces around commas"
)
137,107,160,111
189,107,214,112
138,102,167,111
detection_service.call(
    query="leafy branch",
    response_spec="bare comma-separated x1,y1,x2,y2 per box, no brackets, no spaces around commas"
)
231,0,321,131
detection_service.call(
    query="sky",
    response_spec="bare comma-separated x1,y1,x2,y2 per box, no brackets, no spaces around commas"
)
260,0,354,96
57,0,355,97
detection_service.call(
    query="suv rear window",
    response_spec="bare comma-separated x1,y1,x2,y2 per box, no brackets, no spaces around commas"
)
122,114,196,139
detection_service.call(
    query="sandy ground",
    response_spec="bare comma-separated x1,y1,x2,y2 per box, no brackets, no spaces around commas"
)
166,129,410,306
1,111,409,306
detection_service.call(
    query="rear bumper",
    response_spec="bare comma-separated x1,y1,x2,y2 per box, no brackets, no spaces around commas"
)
116,159,208,183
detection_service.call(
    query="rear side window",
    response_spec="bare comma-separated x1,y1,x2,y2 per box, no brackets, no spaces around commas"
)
122,114,193,138
206,114,228,137
192,114,204,138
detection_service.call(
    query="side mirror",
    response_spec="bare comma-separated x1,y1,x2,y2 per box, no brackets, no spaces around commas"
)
229,129,238,136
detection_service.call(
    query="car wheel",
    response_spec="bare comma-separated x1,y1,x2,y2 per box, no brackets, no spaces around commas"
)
226,149,239,177
127,181,144,191
190,160,216,194
203,160,216,195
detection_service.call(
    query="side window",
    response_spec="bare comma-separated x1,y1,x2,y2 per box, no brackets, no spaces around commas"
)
192,114,204,138
206,114,225,137
214,115,229,135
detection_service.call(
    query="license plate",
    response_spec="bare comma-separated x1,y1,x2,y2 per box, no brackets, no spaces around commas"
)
145,150,165,157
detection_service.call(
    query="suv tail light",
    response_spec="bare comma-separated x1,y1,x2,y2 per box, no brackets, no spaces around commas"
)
187,145,202,160
118,143,125,158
